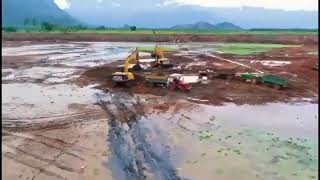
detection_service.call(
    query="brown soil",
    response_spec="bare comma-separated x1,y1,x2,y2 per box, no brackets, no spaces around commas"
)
3,32,318,45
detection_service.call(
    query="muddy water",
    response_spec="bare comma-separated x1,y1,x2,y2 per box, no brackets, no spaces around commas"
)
92,90,318,180
2,42,221,67
2,41,318,179
145,101,318,180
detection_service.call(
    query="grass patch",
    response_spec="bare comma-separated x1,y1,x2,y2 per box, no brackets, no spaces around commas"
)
217,43,300,55
308,51,318,55
3,26,318,35
137,45,179,52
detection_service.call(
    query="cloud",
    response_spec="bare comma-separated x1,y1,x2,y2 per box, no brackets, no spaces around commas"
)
163,0,318,11
54,0,71,9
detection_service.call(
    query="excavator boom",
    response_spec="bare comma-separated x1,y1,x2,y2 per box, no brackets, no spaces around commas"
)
112,48,140,83
123,48,139,73
152,45,174,68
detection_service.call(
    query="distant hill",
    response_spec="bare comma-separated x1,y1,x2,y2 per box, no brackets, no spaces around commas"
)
171,21,242,30
214,22,242,30
65,2,318,29
2,0,78,26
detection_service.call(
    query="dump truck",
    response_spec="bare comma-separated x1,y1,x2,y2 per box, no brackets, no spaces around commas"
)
145,72,168,86
144,73,192,91
198,67,238,80
239,72,288,89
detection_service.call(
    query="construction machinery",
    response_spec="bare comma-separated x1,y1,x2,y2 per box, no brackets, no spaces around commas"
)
112,48,140,85
145,72,168,87
144,72,192,91
238,72,288,89
151,45,174,68
168,75,192,91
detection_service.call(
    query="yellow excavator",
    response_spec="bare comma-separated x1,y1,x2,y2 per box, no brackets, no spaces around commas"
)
112,48,141,84
151,45,174,68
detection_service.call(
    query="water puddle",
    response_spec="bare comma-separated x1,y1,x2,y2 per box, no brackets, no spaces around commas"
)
2,83,100,120
146,101,318,180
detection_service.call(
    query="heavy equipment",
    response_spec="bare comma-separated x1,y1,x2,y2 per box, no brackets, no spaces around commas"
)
145,72,168,87
151,45,174,68
112,48,140,85
168,75,192,91
144,72,192,91
239,72,288,89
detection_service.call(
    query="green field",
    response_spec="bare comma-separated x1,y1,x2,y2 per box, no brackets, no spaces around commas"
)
137,45,179,52
3,25,318,35
217,43,300,55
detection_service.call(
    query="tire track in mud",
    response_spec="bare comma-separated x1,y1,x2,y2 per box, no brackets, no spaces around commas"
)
2,111,106,132
96,92,186,180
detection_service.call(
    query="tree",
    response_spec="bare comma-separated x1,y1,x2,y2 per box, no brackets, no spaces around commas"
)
24,18,30,26
130,26,136,31
41,22,55,31
96,26,105,30
3,27,17,32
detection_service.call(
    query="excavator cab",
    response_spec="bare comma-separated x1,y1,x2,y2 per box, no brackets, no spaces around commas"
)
112,72,135,82
112,48,140,85
151,45,174,68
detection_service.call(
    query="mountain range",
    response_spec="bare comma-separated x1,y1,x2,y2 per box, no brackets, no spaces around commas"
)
2,0,77,26
2,0,318,29
171,21,242,30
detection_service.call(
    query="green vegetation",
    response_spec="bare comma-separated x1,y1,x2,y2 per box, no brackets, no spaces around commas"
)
130,26,137,31
2,26,17,32
138,45,179,52
217,43,300,55
2,24,318,35
198,131,213,140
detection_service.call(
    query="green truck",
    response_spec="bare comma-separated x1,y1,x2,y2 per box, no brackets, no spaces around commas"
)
144,72,168,86
240,73,288,89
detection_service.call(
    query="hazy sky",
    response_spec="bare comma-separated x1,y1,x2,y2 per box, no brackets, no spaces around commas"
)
54,0,318,11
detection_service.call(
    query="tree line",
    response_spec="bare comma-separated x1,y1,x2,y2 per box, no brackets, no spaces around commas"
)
3,18,138,32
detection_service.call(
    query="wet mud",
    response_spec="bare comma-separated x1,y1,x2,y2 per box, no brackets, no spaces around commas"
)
96,92,185,180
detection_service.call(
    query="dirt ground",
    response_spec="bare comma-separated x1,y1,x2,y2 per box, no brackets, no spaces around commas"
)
3,32,318,45
2,33,318,180
76,45,318,105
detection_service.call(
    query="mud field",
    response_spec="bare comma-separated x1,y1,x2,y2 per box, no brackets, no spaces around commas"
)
2,34,319,180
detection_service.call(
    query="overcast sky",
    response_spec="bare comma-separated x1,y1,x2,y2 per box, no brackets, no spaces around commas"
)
54,0,318,11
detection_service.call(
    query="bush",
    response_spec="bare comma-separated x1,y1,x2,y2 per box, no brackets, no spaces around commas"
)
3,27,17,32
130,26,137,31
96,26,105,30
41,22,56,31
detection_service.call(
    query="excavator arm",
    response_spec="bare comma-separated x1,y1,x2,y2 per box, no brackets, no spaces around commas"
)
123,48,139,73
151,45,174,68
112,48,140,83
154,45,165,60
